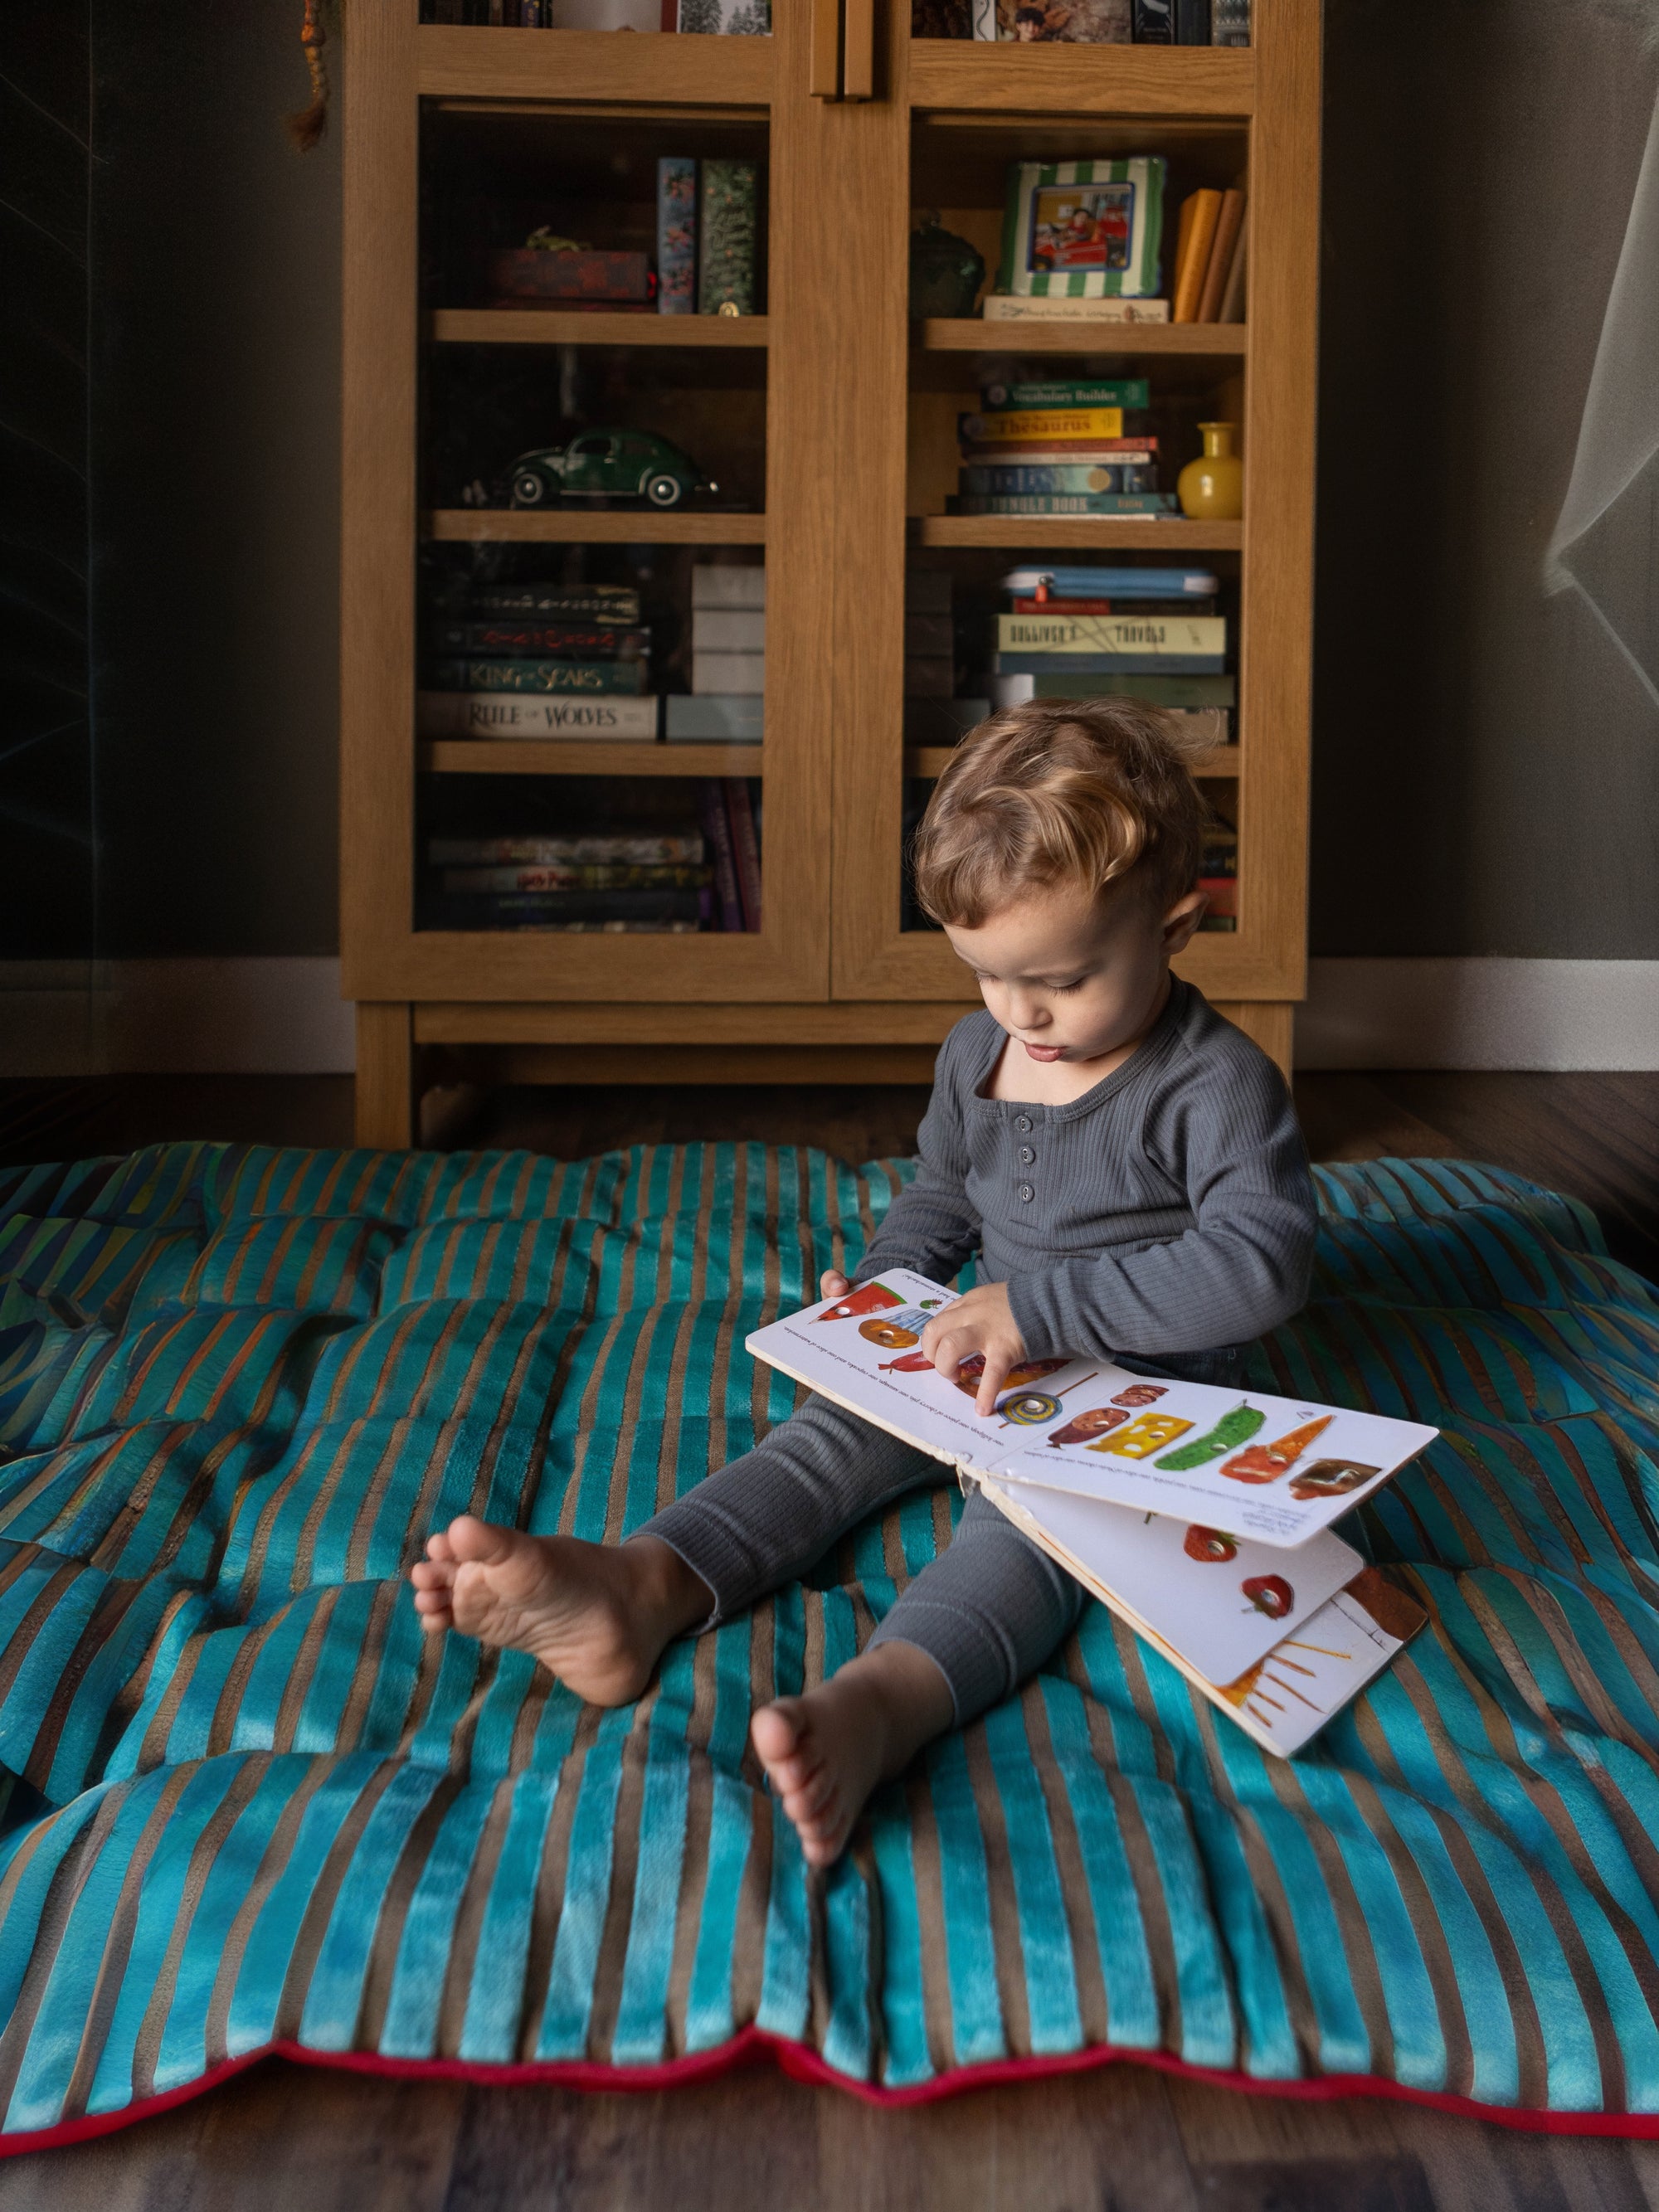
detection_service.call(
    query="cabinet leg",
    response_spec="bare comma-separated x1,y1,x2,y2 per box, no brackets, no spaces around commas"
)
1216,1000,1295,1082
354,1002,416,1149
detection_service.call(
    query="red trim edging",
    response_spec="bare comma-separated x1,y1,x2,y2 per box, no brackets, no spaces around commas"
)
7,2028,1659,2157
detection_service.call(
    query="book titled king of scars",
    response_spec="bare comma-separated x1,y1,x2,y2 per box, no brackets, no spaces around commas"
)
999,158,1167,300
746,1271,1438,1755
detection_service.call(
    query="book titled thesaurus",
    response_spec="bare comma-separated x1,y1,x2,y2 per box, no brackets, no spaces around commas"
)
747,1270,1436,1755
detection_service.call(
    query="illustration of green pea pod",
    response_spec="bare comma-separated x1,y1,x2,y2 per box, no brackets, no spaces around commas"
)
1155,1403,1266,1470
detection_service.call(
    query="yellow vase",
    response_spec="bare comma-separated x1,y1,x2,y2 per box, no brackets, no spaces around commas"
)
1177,421,1243,521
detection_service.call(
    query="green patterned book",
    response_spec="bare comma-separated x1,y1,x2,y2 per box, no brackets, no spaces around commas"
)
698,161,759,316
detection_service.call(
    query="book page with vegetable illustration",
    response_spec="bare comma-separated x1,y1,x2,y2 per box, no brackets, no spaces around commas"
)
747,1271,1433,1754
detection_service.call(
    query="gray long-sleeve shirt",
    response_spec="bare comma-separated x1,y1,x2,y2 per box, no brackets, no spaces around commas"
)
853,980,1317,1364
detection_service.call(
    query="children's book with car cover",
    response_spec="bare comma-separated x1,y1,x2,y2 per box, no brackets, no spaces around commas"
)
747,1269,1435,1754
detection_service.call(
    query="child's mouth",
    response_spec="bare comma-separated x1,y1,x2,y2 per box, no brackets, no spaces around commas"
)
1022,1042,1064,1062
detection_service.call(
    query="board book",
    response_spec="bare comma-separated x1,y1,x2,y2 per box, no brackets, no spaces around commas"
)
747,1270,1437,1756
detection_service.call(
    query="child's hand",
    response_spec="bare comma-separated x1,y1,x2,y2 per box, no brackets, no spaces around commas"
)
820,1269,852,1300
921,1283,1026,1416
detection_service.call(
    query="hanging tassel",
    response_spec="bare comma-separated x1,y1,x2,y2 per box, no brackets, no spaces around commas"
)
285,0,329,153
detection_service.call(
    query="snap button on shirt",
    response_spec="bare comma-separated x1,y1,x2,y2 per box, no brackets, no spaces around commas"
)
1018,1145,1034,1164
1014,1115,1033,1132
1019,1184,1035,1203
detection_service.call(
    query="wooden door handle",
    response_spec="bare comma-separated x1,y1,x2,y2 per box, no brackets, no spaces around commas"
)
841,0,874,98
810,0,842,97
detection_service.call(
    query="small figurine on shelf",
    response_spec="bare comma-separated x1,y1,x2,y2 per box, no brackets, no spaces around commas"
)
507,429,717,510
909,215,985,320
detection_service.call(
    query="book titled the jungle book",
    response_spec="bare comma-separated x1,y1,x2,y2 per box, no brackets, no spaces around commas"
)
746,1270,1435,1755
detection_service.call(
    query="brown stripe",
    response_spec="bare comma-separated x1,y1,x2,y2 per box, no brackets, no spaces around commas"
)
727,1602,775,2030
1016,1678,1109,2048
129,1752,277,2098
333,1579,405,1753
515,1704,607,2059
1262,1756,1397,2078
653,1146,722,1514
662,1631,722,2056
354,1769,469,2052
435,1773,519,2055
60,1760,205,2120
958,1717,1032,2056
270,1757,406,2043
902,1767,957,2073
0,1780,134,2116
585,1688,666,2061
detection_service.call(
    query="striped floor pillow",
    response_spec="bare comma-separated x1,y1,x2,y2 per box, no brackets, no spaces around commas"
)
0,1143,1656,2148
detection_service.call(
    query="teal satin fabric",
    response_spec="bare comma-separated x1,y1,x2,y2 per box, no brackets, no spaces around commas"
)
0,1143,1655,2131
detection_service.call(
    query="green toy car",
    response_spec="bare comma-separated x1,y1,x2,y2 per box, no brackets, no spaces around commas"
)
508,429,716,511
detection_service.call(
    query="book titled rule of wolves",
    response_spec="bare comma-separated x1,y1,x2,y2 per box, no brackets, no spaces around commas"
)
747,1271,1436,1755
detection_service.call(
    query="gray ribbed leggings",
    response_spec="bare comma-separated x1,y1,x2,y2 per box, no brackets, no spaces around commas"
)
639,1393,1084,1725
640,1341,1247,1725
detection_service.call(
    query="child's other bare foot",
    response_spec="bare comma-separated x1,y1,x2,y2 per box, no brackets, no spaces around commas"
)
410,1518,709,1705
750,1641,955,1869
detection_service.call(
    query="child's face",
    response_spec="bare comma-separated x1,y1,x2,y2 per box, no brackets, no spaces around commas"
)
944,878,1206,1067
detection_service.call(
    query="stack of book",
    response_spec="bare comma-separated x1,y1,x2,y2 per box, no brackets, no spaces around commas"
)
422,827,713,934
668,564,765,742
655,158,761,318
418,581,659,743
947,378,1177,520
1170,185,1247,324
985,565,1233,746
960,0,1246,41
1199,809,1238,931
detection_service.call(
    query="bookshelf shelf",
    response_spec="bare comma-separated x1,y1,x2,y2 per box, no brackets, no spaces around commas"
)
905,41,1253,117
343,0,1316,1140
426,510,767,544
420,741,763,777
919,319,1246,357
909,517,1245,551
429,309,770,348
416,25,774,107
907,745,1239,780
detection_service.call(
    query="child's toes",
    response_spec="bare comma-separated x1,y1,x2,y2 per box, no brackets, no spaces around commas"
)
425,1529,456,1565
410,1557,452,1592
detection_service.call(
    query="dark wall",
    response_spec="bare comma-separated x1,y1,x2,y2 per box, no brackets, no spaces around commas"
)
1311,0,1659,956
2,2,93,957
22,2,1659,963
88,1,342,957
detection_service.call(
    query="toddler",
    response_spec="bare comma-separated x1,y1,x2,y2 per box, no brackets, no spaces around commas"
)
411,700,1317,1864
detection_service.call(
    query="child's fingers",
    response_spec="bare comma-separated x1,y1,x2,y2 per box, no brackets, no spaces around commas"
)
819,1270,851,1300
975,1351,1015,1417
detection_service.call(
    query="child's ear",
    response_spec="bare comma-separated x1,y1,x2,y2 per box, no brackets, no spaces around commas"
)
1161,888,1209,955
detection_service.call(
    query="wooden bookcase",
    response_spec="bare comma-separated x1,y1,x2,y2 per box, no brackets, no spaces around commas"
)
341,1,1320,1145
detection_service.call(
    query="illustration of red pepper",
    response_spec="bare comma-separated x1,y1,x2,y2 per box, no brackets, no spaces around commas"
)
1241,1574,1294,1620
1184,1527,1238,1563
815,1281,903,1323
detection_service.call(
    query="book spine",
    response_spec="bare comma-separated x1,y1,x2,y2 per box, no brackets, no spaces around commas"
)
963,464,1159,495
698,781,745,931
980,378,1151,411
1175,0,1209,37
991,671,1236,706
971,0,995,35
723,778,763,931
440,865,712,893
998,615,1226,654
1195,187,1245,323
1131,0,1172,39
429,835,704,865
959,407,1126,445
657,158,698,316
435,889,707,922
955,493,1177,515
692,651,766,694
1172,190,1221,323
995,650,1224,674
1211,0,1248,40
426,659,649,695
1218,226,1248,323
430,622,651,657
416,694,661,738
961,442,1158,466
691,609,766,650
698,160,758,315
664,694,765,740
465,589,643,623
980,294,1171,323
1010,596,1214,616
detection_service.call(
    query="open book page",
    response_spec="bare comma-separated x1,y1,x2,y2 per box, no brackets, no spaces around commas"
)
971,1475,1363,1685
746,1271,1439,1548
982,1478,1426,1756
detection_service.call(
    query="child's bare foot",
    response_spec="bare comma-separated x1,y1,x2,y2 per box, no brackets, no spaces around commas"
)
750,1641,955,1869
410,1517,710,1705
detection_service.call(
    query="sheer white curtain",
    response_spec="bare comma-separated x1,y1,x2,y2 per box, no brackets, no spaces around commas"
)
1545,12,1659,709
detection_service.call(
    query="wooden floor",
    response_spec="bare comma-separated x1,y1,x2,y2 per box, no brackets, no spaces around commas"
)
1,1067,1657,2209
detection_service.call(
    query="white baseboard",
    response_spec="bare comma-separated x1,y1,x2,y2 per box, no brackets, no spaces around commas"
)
2,956,1657,1077
1298,958,1659,1070
0,960,355,1076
